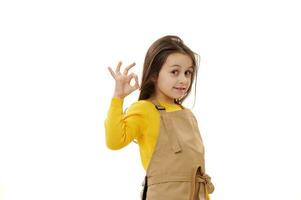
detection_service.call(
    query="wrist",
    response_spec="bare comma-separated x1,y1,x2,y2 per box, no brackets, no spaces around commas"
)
113,93,124,99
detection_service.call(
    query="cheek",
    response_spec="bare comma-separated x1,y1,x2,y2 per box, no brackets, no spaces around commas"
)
157,76,169,89
158,73,174,83
186,76,191,83
187,78,192,88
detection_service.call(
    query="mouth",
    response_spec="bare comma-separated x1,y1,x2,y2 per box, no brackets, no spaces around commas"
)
173,87,186,92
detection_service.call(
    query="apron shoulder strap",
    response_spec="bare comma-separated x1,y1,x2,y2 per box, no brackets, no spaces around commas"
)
149,98,166,112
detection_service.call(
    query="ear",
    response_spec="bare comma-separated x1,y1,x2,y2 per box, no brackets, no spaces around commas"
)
150,74,157,83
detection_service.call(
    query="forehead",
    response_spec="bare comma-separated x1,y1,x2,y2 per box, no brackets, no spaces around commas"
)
163,53,193,69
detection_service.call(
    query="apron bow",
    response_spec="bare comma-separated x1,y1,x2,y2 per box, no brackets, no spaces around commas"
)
196,173,215,194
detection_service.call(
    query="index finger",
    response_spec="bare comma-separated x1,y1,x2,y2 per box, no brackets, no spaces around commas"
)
123,62,136,76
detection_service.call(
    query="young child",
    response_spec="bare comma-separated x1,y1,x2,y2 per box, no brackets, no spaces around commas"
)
104,35,214,200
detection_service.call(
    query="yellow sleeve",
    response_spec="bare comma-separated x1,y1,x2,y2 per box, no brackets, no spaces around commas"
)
206,191,210,200
104,97,143,150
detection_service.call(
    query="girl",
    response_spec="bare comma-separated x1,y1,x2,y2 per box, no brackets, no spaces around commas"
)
104,35,214,200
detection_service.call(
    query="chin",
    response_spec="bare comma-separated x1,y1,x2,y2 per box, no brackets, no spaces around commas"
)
171,96,182,101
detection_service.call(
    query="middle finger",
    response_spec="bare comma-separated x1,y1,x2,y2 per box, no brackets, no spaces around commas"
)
115,61,122,74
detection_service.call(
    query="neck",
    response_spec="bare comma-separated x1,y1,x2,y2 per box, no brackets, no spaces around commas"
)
149,97,183,108
149,96,174,104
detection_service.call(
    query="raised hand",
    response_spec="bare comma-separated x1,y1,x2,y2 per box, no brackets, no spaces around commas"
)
107,61,140,99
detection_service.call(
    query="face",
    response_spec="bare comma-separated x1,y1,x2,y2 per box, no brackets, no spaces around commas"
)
153,53,194,104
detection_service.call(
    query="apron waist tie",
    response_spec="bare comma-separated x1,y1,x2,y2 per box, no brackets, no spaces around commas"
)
196,173,215,194
190,166,215,200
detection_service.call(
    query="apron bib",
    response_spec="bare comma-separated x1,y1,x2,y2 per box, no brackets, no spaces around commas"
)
141,99,214,200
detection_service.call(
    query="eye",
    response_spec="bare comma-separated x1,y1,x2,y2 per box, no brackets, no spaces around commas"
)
185,70,193,76
171,70,179,75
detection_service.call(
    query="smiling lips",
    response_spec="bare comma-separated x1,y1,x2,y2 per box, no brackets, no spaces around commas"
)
174,87,186,91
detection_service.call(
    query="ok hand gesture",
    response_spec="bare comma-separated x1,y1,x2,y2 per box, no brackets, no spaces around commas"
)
107,61,140,99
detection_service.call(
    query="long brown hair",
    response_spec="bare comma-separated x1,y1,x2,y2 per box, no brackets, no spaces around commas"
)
138,35,199,107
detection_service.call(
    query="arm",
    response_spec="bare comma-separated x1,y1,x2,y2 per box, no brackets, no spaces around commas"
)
104,97,142,150
104,61,141,149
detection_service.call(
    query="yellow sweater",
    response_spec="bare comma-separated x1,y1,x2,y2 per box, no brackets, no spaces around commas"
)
104,97,210,199
104,97,183,169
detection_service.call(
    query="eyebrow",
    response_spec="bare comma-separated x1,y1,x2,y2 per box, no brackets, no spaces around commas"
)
170,64,194,70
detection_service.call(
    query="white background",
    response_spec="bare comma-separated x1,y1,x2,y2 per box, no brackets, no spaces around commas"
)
1,0,301,199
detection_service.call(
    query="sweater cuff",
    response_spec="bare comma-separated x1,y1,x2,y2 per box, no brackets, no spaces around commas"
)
111,97,124,108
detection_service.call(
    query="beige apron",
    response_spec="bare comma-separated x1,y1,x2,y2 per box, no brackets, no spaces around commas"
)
141,99,214,200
